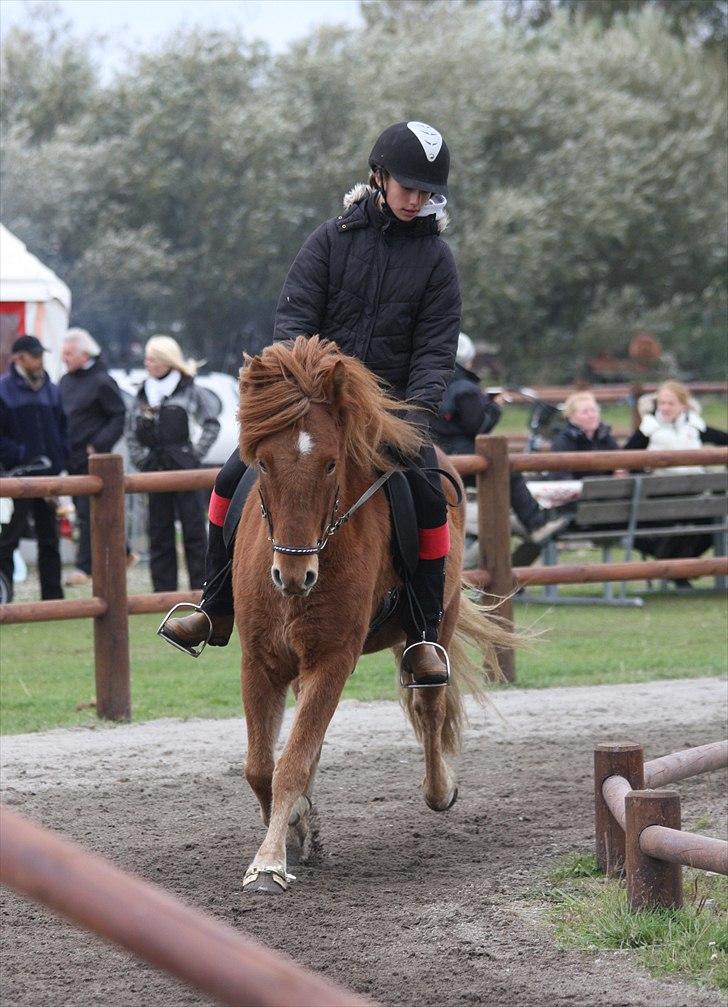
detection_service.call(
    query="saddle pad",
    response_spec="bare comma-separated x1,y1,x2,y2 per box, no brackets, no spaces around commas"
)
384,470,419,579
223,464,259,551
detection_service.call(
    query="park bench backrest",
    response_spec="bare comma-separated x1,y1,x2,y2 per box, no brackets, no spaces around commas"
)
572,472,728,529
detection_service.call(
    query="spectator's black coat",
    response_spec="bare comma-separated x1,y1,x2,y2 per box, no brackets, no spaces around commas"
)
431,363,501,455
549,420,619,478
274,186,461,415
59,359,126,473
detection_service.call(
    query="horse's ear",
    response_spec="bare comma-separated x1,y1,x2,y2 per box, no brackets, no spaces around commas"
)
328,359,347,412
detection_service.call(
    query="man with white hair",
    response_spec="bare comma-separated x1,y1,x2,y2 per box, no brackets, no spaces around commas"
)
59,328,127,585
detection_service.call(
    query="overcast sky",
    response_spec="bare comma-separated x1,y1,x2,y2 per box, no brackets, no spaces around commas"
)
1,0,364,60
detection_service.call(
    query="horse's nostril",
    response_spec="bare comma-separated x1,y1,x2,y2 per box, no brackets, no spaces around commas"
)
271,567,283,589
304,569,318,589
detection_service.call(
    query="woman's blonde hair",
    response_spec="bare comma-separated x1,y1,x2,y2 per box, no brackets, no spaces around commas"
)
144,335,204,378
657,380,690,409
563,391,598,419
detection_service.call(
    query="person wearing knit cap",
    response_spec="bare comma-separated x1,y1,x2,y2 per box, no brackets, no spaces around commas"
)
127,336,220,593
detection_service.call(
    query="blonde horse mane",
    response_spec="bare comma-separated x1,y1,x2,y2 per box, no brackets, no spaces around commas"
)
238,335,423,469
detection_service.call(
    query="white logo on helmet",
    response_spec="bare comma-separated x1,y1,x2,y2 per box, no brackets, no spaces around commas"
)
406,121,442,162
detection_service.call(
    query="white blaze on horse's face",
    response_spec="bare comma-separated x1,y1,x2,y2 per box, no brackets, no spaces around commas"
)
297,430,314,455
263,413,340,598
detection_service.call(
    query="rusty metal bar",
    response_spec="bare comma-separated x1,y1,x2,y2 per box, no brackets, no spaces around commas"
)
0,806,375,1007
125,469,218,493
0,474,103,498
127,590,202,615
640,825,728,875
602,775,631,831
510,447,728,473
644,740,728,789
0,597,107,624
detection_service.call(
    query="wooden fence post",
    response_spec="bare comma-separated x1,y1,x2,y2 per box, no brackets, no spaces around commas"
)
625,790,683,910
474,435,515,682
89,454,130,721
594,742,644,875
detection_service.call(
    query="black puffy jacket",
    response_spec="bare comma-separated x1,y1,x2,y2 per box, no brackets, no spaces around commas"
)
274,185,461,416
59,358,126,473
549,420,620,478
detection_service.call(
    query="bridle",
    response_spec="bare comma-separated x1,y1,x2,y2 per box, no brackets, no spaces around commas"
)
258,468,395,557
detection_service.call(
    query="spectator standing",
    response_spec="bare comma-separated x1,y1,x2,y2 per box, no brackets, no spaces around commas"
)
0,335,68,600
127,335,219,593
59,328,127,586
431,333,568,566
549,392,620,478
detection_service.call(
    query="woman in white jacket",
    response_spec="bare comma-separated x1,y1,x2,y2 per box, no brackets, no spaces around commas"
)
624,380,727,585
625,380,727,472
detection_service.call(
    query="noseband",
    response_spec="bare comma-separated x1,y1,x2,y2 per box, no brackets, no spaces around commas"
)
258,469,395,557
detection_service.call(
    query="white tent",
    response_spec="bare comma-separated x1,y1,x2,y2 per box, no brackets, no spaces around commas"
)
0,224,71,381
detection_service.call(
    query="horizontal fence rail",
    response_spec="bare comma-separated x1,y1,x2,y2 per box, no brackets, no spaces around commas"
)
1,806,376,1007
502,381,727,404
594,741,728,910
510,447,728,473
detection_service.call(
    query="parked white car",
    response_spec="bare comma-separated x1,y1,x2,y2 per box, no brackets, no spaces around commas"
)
109,369,239,467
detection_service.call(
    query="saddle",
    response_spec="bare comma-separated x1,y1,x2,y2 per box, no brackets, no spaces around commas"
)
221,465,420,638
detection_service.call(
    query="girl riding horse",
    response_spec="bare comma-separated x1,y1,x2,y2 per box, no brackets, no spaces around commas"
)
161,120,460,686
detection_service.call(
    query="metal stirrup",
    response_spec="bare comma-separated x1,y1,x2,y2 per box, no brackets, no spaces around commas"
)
399,640,451,689
157,602,212,659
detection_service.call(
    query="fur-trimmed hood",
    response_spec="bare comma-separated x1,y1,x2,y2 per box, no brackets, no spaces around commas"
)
342,182,449,232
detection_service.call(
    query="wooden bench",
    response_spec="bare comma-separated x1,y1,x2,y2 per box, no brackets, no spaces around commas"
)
534,471,728,605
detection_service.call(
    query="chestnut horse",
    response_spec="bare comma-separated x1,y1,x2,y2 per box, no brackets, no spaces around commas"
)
233,336,510,894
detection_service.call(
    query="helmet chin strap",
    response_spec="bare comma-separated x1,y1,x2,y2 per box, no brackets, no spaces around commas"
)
374,170,396,218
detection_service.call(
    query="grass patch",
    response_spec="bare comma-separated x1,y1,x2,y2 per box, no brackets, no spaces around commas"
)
0,595,725,734
531,854,728,992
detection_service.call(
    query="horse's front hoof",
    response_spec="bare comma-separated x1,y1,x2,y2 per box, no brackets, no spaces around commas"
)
242,867,294,895
425,785,458,812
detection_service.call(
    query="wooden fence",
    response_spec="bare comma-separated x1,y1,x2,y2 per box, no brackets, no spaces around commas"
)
0,804,376,1007
593,740,728,910
1,444,726,713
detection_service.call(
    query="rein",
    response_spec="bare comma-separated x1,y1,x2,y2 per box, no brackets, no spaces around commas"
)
259,468,396,556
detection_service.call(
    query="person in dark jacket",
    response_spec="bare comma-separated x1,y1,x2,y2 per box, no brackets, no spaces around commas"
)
431,333,569,566
163,120,460,686
549,391,620,478
0,335,69,600
127,335,220,593
59,328,127,586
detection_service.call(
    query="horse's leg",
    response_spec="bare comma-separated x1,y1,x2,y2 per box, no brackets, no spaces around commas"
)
244,662,350,894
412,594,459,812
242,658,288,826
286,678,322,863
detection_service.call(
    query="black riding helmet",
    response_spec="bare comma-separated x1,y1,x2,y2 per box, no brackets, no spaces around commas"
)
368,121,450,196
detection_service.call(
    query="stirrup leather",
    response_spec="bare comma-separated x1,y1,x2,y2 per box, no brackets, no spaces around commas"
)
157,602,212,659
399,640,451,689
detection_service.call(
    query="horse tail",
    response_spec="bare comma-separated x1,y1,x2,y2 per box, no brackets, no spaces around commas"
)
401,588,519,755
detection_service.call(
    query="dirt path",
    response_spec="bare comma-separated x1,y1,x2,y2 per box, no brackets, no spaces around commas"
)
2,677,726,1007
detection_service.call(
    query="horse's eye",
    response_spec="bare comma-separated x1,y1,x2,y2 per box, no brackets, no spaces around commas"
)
325,460,336,475
258,460,268,474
